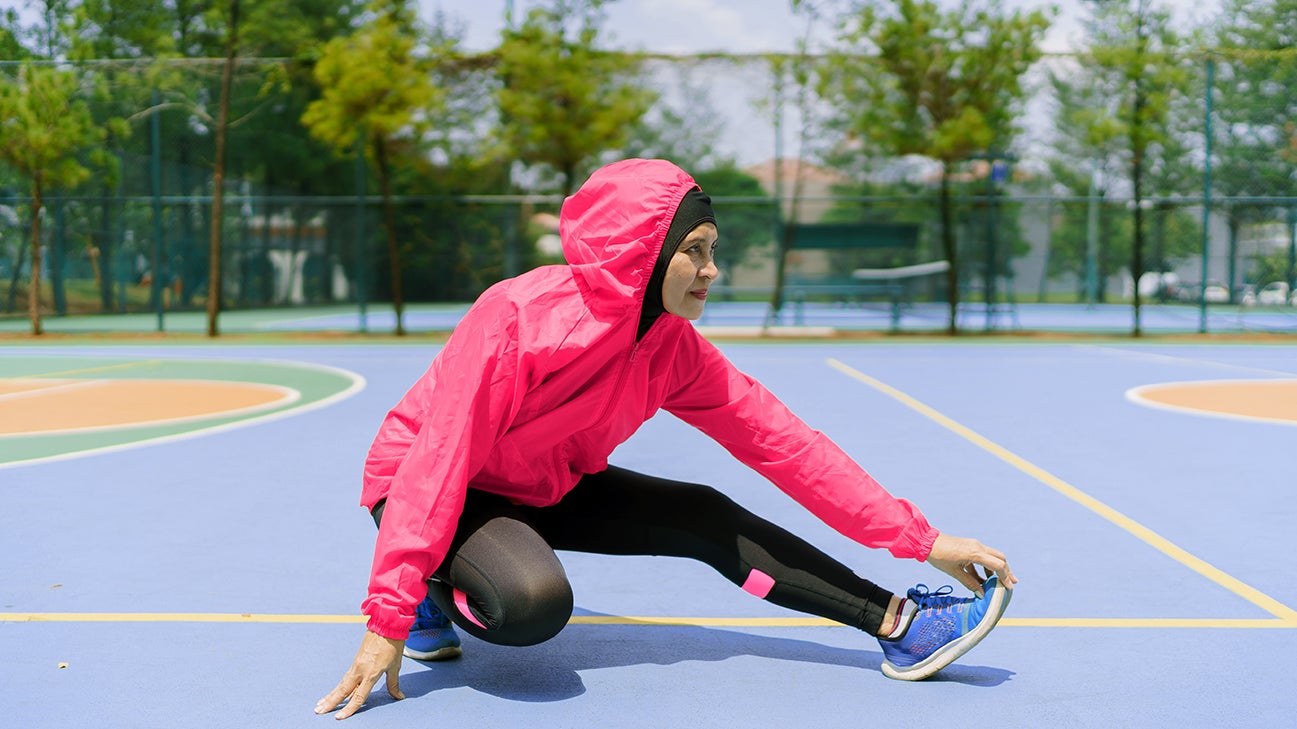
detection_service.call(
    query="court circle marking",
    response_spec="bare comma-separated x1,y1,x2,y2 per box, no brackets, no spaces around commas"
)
0,378,301,437
0,357,365,469
1125,378,1297,426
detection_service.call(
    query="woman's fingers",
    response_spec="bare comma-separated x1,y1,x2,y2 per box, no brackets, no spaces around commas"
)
333,679,378,720
929,533,1018,593
315,673,361,716
315,631,406,719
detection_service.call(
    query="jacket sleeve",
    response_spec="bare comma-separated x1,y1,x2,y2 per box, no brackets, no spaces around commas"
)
661,331,938,561
360,298,526,640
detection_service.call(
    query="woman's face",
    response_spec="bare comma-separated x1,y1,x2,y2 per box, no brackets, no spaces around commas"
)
662,222,720,320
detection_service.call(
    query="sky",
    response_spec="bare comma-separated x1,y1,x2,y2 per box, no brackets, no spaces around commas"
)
428,0,1224,54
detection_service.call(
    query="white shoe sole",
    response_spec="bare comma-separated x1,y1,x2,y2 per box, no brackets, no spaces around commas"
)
403,645,463,661
881,582,1012,681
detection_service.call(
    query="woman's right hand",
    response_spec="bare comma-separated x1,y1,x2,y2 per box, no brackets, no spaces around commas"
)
925,532,1017,596
314,630,406,720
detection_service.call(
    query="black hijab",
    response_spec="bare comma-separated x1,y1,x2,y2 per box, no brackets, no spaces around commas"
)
637,187,715,340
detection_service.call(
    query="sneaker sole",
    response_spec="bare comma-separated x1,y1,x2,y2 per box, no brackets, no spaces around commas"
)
880,582,1012,681
403,645,463,662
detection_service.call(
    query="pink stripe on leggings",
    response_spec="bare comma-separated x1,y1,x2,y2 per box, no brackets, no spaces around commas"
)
452,588,487,630
741,569,775,599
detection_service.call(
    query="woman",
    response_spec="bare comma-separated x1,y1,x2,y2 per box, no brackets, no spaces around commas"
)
316,159,1016,720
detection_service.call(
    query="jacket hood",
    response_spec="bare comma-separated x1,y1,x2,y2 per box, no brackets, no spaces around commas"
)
560,159,699,320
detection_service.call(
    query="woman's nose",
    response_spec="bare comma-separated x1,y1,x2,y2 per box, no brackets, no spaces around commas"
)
699,258,720,282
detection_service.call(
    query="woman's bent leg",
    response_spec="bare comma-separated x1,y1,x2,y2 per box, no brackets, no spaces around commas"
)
372,492,574,647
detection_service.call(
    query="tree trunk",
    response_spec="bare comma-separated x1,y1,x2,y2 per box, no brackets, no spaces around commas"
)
96,185,115,312
29,178,44,335
1130,11,1147,338
374,139,405,336
1131,134,1145,337
5,224,28,314
1226,212,1239,300
940,161,959,335
207,0,240,337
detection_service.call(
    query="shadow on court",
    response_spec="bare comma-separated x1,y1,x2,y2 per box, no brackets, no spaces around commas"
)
355,620,1013,711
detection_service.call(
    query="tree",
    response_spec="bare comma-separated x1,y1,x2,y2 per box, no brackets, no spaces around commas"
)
0,7,31,61
302,0,445,336
0,63,105,334
816,0,1050,334
1210,0,1297,292
495,0,656,195
70,0,174,314
1078,0,1190,332
1047,7,1200,307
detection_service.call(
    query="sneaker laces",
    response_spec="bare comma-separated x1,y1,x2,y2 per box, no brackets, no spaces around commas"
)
906,584,967,615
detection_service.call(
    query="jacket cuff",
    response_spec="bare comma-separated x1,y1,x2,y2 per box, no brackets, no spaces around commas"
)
892,521,940,562
364,604,416,641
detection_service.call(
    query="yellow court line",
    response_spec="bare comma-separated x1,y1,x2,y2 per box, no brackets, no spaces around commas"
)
576,616,1295,629
0,612,368,624
1,613,1293,629
9,359,163,380
826,358,1297,624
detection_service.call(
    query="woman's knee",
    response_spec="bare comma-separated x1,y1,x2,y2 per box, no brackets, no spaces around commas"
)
438,516,575,646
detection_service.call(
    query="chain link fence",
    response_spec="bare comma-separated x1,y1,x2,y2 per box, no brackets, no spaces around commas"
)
2,52,1295,334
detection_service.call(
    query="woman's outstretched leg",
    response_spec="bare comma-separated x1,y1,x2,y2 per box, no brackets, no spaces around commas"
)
525,466,897,636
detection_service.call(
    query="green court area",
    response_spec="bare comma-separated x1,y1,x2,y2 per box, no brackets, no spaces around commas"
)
0,355,364,468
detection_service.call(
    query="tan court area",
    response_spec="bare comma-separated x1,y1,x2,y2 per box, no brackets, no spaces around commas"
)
0,379,292,435
1133,380,1297,422
2,377,1293,437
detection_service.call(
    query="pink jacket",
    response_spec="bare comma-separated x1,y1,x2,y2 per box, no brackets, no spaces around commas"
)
359,159,938,640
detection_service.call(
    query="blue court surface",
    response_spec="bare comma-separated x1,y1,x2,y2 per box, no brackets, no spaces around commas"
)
3,338,1295,728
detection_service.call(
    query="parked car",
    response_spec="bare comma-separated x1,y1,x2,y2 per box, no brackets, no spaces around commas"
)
1203,281,1229,303
1257,281,1292,306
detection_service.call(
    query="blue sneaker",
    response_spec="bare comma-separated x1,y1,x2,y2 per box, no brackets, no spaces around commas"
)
878,575,1011,680
404,596,463,661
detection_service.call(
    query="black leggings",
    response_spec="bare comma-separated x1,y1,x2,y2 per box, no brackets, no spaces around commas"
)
372,466,894,646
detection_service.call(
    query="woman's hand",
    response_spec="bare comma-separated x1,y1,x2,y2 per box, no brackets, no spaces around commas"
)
925,532,1017,596
314,630,406,720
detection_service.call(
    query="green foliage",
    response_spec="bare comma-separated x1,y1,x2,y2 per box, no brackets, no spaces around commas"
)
0,62,106,332
302,0,441,155
818,0,1052,163
1,8,33,60
1046,0,1201,311
1211,0,1297,200
1078,0,1192,172
71,0,178,59
495,0,657,194
0,64,103,192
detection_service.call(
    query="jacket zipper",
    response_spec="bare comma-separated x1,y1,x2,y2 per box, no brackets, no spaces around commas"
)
591,341,640,429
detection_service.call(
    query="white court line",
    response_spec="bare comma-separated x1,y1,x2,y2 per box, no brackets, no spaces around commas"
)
1083,344,1297,378
0,378,108,402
